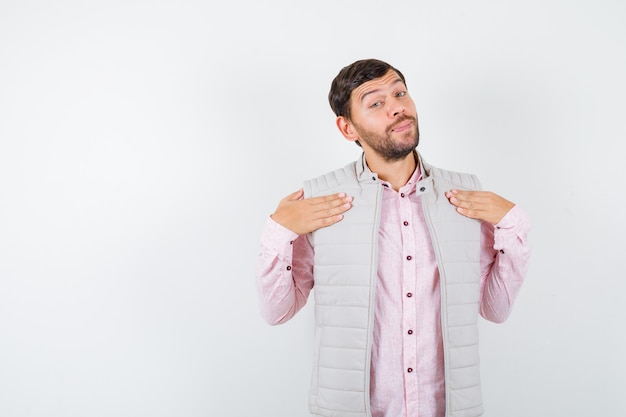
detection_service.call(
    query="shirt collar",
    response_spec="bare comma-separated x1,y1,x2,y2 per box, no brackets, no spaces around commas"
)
356,151,423,189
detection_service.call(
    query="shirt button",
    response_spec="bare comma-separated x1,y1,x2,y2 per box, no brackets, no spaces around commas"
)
420,186,426,192
408,329,413,335
289,240,294,245
406,255,412,261
407,292,413,298
500,249,505,254
400,193,405,198
403,221,409,226
286,266,292,271
407,368,413,373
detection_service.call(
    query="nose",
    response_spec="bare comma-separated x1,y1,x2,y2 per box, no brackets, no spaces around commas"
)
391,99,405,117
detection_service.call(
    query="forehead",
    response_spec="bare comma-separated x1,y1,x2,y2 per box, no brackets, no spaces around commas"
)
351,69,405,103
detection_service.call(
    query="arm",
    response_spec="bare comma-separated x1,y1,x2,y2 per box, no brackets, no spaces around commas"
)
477,205,531,323
255,217,315,325
255,189,353,325
445,190,531,323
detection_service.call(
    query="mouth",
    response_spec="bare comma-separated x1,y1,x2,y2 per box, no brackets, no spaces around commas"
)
391,120,413,133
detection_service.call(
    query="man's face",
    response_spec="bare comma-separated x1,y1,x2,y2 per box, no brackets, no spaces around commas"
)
347,70,419,162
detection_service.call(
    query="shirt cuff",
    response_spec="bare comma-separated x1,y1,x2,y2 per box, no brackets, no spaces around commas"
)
493,205,531,250
261,216,300,254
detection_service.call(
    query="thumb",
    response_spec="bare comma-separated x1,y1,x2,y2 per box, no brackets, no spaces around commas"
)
286,188,304,201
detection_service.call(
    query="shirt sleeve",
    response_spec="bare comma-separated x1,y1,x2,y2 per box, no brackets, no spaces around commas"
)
255,216,315,325
479,205,532,323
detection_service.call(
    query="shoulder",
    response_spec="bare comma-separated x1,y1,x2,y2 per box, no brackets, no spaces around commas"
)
303,161,359,198
423,160,482,190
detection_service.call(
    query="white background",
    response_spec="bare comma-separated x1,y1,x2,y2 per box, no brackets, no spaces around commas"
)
0,1,624,416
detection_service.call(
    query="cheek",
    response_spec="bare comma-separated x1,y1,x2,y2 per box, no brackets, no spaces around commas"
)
357,113,386,131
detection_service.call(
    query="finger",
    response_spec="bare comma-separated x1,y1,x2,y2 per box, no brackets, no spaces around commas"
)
446,190,471,208
307,201,351,222
310,212,346,230
448,190,490,203
447,190,491,209
446,192,488,219
308,192,349,206
447,196,483,219
284,188,305,201
307,193,352,211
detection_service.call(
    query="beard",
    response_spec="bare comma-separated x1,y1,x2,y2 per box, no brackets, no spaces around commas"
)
356,115,420,162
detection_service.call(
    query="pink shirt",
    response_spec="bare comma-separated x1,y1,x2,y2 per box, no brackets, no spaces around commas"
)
256,165,531,417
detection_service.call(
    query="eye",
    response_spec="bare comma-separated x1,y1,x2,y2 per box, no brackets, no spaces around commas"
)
370,101,383,108
396,91,407,97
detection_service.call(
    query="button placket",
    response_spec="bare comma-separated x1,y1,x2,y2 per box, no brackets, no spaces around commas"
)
399,185,418,386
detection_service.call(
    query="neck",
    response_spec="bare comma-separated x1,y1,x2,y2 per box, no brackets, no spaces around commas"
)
364,150,418,191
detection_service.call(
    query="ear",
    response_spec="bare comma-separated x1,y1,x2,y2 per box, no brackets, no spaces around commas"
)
336,116,360,143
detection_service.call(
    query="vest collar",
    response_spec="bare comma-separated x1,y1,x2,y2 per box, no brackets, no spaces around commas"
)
355,151,433,185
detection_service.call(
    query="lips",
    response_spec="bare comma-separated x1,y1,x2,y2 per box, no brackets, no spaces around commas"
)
391,120,412,133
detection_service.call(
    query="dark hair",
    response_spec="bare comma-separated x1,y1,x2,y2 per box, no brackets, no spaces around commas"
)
328,59,407,120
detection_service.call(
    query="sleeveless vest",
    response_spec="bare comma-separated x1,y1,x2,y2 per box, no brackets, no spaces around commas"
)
302,154,484,417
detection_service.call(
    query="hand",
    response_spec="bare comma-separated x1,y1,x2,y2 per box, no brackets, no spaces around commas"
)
445,190,515,225
271,189,353,235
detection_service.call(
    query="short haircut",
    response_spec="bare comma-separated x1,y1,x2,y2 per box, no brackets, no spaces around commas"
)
328,59,407,121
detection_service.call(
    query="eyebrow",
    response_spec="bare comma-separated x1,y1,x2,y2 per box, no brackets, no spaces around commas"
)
360,78,405,103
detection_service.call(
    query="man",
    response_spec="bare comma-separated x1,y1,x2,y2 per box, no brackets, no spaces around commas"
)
255,59,531,417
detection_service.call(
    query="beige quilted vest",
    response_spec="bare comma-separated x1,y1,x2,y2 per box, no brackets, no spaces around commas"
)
303,154,484,417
